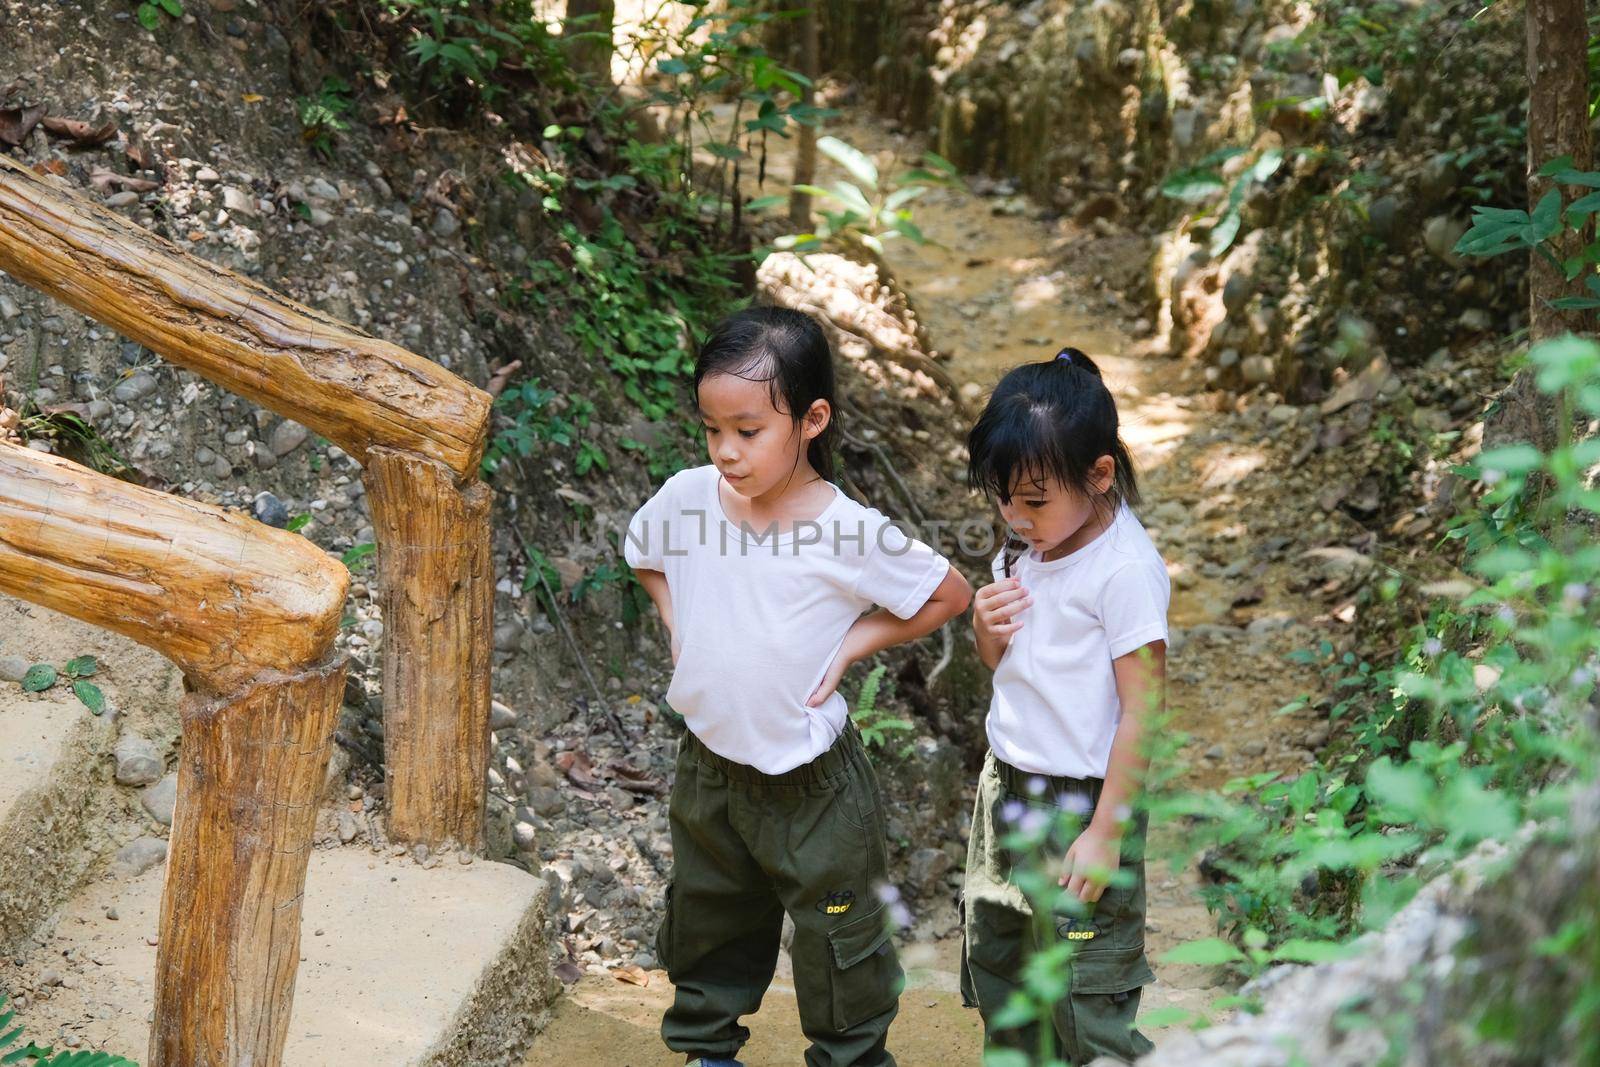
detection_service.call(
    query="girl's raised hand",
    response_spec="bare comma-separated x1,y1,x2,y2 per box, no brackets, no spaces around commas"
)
974,577,1032,639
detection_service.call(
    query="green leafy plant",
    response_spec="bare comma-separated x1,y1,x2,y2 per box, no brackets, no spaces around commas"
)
850,665,912,753
17,656,105,715
757,137,961,257
296,76,354,160
1,992,139,1064
1455,156,1600,312
380,0,568,107
1160,145,1285,257
341,542,377,574
133,0,182,32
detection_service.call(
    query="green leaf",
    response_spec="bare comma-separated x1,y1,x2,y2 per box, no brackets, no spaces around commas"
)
1271,938,1356,963
286,514,312,533
1364,757,1432,819
1530,188,1563,241
702,141,743,160
136,3,162,31
1159,937,1246,965
158,0,183,16
65,655,98,678
1477,443,1545,476
744,195,787,212
1209,210,1243,256
817,135,879,189
1160,168,1225,203
1137,1004,1205,1028
341,542,377,569
883,186,927,211
22,664,57,692
73,681,106,715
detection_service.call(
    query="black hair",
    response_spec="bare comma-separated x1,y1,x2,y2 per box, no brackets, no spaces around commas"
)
967,347,1139,571
693,306,838,481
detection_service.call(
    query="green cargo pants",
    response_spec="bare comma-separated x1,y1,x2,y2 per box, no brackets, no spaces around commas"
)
657,726,903,1067
960,752,1156,1065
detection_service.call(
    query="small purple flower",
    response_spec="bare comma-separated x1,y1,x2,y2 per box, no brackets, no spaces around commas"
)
1423,637,1443,657
1056,792,1092,815
1001,799,1026,825
1496,605,1516,626
1018,808,1049,836
1563,583,1590,606
1481,469,1504,486
1026,776,1047,796
874,883,902,905
889,902,914,930
1571,667,1594,688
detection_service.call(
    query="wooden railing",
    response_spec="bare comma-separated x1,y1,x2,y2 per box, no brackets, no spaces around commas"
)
0,154,496,853
0,440,347,1065
0,155,501,1064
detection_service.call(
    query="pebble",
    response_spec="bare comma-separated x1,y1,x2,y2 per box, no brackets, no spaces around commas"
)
141,774,178,826
0,294,19,319
112,371,158,402
0,654,30,682
105,191,140,208
252,490,289,528
490,700,518,731
114,734,165,787
337,810,360,844
113,837,168,877
270,418,310,456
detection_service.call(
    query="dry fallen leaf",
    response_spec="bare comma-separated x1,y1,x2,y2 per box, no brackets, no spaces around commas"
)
0,104,46,147
41,115,118,148
613,964,650,987
553,961,583,984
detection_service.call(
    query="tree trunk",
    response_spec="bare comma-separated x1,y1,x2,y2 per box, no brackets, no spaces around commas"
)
150,657,345,1067
364,448,494,853
0,155,491,477
1494,0,1594,449
566,0,616,85
789,5,820,227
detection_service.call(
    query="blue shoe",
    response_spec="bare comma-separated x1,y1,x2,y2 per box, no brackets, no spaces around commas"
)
686,1059,744,1067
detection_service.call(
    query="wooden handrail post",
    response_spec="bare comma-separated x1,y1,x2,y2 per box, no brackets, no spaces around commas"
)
0,155,498,852
365,448,494,852
0,440,348,1066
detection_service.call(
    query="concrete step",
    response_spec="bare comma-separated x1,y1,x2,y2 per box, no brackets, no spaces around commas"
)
8,847,555,1064
0,595,182,955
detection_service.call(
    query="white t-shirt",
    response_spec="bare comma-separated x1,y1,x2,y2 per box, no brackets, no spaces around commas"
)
986,504,1170,778
624,464,951,774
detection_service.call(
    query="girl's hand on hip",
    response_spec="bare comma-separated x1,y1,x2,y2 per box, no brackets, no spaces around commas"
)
1060,823,1121,903
975,577,1032,639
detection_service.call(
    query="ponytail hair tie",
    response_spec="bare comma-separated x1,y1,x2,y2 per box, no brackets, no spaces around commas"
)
1055,346,1085,365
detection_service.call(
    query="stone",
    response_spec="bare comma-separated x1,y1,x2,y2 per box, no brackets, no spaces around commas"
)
1301,546,1375,587
222,186,257,216
308,177,341,201
490,700,518,731
432,208,460,237
113,734,164,787
308,207,334,228
1240,355,1275,385
1222,272,1254,315
337,810,360,844
528,786,563,817
512,821,537,851
252,490,289,528
1367,195,1401,241
0,654,29,682
1419,153,1458,203
195,166,221,183
0,294,19,319
1423,214,1468,268
270,418,310,456
142,773,178,826
112,371,158,402
907,847,953,897
104,191,139,208
113,836,167,877
1457,308,1492,332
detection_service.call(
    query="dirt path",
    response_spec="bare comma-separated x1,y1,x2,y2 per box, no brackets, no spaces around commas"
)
527,113,1334,1066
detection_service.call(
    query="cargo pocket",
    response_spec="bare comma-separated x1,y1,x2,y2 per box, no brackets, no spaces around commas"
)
1065,947,1156,1062
827,903,905,1031
654,883,677,974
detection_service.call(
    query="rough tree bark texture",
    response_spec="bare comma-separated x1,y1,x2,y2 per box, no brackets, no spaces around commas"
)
0,155,491,476
150,658,346,1067
1495,0,1594,450
365,448,494,852
566,0,616,84
789,5,820,227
